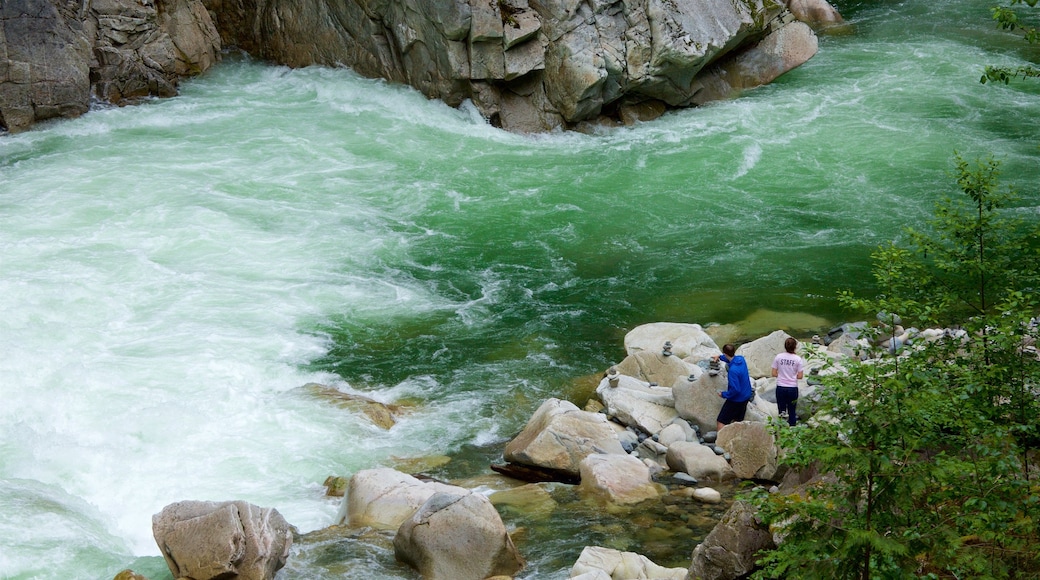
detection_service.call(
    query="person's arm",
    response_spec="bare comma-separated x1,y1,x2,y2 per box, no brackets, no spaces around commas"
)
771,368,778,378
796,370,804,380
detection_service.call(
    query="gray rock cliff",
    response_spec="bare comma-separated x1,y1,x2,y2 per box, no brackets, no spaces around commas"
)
205,0,831,132
0,0,219,133
1,0,839,133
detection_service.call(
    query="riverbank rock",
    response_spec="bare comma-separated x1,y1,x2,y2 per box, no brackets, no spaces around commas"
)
672,371,727,434
578,453,663,505
737,330,795,379
688,500,775,580
504,398,626,478
570,546,686,580
152,500,292,580
715,422,779,481
202,0,832,133
338,467,470,530
0,0,220,133
394,492,525,579
596,373,679,435
624,323,720,363
666,441,734,482
616,349,697,390
787,0,845,27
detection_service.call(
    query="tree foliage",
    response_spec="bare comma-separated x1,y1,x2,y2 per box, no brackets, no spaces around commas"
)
983,0,1040,84
749,157,1040,579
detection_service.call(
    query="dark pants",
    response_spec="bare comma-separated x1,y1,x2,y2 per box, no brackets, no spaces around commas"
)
717,398,749,425
776,386,799,426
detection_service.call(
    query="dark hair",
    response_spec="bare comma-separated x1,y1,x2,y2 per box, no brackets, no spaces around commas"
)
784,337,798,353
722,343,736,357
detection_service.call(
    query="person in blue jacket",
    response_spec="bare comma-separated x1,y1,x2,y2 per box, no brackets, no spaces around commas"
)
712,343,753,431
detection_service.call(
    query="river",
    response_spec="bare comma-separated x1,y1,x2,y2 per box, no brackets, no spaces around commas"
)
1,0,1038,578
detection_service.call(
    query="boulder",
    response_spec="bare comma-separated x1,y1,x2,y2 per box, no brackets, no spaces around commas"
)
656,423,688,446
624,322,721,363
671,370,727,434
665,441,734,482
152,500,292,580
578,453,663,505
596,374,679,435
338,467,469,530
687,500,775,580
615,349,697,391
504,398,626,477
716,422,779,480
570,546,686,580
394,492,525,580
785,0,844,27
737,330,796,379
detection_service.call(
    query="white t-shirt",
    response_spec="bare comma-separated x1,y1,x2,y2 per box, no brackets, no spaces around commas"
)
772,352,805,388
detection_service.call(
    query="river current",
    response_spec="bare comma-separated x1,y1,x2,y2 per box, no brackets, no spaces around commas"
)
2,1,1039,578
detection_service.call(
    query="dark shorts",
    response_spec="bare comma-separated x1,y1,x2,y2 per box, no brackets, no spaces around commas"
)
717,398,750,425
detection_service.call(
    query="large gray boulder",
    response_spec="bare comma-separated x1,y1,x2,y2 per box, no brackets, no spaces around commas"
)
665,440,734,482
596,373,679,435
204,0,834,133
737,330,795,379
152,500,292,580
671,370,728,433
504,397,627,477
687,500,775,580
616,349,697,393
578,453,663,505
571,546,686,579
0,0,220,132
394,492,525,580
624,322,720,363
338,467,470,530
715,421,778,480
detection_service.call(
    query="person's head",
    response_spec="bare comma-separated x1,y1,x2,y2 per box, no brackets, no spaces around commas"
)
722,344,736,357
784,337,798,354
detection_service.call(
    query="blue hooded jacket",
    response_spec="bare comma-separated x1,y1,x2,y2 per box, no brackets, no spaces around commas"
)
719,354,753,403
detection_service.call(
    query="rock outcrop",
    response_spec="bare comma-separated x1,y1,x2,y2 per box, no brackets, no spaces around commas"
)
3,0,838,134
0,0,220,133
205,0,834,132
152,500,292,580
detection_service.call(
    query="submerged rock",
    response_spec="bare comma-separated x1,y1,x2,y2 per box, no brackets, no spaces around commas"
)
300,382,398,429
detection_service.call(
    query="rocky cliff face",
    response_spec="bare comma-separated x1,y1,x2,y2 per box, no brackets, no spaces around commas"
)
204,0,826,132
0,0,219,133
1,0,839,134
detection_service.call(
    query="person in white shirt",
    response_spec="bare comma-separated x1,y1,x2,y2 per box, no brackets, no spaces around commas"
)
771,337,805,426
